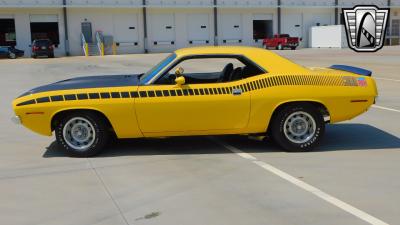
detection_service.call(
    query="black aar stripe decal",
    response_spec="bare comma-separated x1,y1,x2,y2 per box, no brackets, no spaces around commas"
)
16,75,358,107
16,99,36,106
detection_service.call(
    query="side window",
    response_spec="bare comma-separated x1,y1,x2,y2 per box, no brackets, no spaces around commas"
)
155,56,264,85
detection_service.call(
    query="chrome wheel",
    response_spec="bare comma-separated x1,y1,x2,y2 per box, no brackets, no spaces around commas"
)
62,117,96,151
283,111,316,144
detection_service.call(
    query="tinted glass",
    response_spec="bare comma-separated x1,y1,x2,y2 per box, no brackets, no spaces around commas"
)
140,53,176,84
34,40,51,46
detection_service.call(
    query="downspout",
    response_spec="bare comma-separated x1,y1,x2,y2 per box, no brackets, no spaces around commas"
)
63,0,70,56
214,0,218,46
334,0,338,25
277,0,281,34
142,0,148,53
387,0,391,46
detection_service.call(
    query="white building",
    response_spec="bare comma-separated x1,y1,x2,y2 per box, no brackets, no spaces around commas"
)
0,0,399,56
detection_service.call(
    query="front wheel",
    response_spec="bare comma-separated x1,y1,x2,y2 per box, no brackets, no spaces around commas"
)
55,112,109,157
270,103,325,152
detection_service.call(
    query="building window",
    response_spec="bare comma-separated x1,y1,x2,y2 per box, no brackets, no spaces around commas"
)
253,20,273,40
30,22,60,47
0,19,16,46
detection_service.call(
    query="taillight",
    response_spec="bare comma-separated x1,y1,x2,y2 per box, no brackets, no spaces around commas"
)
33,46,39,51
49,45,53,50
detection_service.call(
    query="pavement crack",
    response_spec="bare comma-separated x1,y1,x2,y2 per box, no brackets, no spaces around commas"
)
87,158,130,225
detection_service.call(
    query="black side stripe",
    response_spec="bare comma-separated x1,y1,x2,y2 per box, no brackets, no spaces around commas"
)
16,75,359,106
50,95,64,101
16,99,36,106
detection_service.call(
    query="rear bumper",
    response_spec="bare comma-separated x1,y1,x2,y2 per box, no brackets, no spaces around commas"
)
33,50,53,56
285,43,299,47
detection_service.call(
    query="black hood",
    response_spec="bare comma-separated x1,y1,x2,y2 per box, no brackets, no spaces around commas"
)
20,74,140,97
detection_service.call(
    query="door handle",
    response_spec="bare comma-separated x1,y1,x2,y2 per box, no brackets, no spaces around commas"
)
232,88,242,96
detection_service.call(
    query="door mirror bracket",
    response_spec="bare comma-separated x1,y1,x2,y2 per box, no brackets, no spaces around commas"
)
175,76,185,86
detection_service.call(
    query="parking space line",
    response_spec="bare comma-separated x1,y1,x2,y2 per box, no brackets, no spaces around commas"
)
375,77,400,82
213,139,390,225
372,105,400,113
87,159,130,225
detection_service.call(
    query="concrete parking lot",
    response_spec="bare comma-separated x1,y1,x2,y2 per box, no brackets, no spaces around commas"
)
0,47,399,225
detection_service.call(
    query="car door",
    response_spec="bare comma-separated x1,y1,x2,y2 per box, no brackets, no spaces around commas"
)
135,57,251,135
0,47,7,57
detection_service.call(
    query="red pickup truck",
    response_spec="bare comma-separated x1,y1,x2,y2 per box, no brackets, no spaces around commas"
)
263,34,301,50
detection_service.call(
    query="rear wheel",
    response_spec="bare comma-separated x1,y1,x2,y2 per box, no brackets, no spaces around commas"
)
55,112,109,157
291,46,297,50
8,52,16,59
270,103,324,152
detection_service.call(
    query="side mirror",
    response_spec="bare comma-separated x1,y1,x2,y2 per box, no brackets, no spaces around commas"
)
175,76,185,86
175,67,184,77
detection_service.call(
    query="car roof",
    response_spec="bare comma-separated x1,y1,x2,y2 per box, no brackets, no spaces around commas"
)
34,39,51,43
174,46,309,74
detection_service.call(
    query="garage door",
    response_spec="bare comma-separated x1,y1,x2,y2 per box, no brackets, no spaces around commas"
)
30,14,58,23
150,14,175,45
29,14,60,46
253,13,273,45
113,14,139,45
221,14,242,44
282,13,303,47
187,14,210,45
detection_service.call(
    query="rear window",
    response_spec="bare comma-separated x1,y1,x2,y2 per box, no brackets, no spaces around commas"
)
34,40,51,46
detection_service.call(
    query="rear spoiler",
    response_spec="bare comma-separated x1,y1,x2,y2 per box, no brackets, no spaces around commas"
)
329,65,372,76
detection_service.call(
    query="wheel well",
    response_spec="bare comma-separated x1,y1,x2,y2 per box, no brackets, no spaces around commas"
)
51,109,114,132
267,101,330,134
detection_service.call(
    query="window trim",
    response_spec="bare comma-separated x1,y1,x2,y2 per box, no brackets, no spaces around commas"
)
150,54,267,85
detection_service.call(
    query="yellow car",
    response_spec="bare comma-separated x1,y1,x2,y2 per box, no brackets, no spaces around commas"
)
12,46,377,157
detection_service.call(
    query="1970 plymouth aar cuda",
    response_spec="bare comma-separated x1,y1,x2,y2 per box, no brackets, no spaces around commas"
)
12,46,377,157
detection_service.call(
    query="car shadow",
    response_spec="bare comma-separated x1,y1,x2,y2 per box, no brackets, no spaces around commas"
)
43,123,400,158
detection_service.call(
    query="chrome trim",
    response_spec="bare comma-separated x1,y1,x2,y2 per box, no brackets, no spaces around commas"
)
232,88,242,95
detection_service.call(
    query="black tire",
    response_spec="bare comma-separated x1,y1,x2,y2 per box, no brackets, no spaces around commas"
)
49,53,55,58
270,103,324,152
291,46,297,50
8,52,16,59
32,54,37,59
55,112,109,157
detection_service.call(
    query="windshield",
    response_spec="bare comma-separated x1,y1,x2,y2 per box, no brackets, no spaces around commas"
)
140,53,176,84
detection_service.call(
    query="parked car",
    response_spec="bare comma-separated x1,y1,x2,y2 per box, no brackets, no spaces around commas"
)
12,46,378,157
31,39,55,58
0,46,24,59
263,34,301,50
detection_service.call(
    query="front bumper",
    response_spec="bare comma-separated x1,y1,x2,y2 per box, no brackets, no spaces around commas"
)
11,115,21,125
